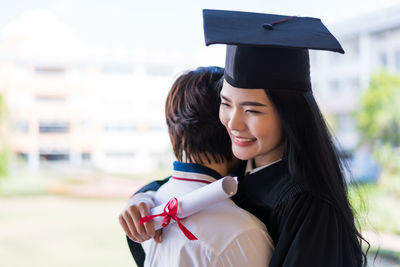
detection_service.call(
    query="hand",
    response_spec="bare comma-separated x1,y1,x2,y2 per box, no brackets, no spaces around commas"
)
119,192,162,243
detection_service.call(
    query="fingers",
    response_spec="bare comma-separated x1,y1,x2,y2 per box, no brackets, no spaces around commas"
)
119,214,135,241
118,201,156,243
129,204,151,242
138,202,155,238
122,208,142,242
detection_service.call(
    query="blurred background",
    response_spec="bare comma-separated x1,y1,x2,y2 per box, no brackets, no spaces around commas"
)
0,0,399,266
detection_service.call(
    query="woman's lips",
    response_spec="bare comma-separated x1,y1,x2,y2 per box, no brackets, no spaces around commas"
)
232,136,257,147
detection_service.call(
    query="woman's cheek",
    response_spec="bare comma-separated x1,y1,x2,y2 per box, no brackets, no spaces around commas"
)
219,108,228,128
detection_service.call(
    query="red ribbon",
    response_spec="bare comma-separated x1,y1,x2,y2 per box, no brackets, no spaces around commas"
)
171,176,212,184
137,197,198,241
271,16,296,25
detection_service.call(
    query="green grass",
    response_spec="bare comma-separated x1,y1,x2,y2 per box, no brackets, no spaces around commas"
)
0,167,173,267
1,167,398,267
0,195,136,267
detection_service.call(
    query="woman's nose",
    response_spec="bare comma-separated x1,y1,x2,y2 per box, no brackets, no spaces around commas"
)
228,110,245,132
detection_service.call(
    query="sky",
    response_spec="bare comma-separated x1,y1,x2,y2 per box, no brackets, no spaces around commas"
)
1,0,399,56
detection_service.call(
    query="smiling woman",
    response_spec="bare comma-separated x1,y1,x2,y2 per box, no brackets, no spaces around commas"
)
203,9,369,265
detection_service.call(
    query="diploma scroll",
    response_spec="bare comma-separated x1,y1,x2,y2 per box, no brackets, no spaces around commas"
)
150,176,237,230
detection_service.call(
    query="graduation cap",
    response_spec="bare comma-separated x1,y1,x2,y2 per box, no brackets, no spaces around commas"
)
203,9,344,91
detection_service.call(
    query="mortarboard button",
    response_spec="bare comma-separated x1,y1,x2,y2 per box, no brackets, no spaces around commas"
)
263,23,274,30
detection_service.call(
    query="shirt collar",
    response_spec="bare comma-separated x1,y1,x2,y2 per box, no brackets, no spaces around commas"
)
245,158,282,175
172,161,223,183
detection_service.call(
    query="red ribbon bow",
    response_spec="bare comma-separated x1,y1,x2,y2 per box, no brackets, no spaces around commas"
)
137,197,198,241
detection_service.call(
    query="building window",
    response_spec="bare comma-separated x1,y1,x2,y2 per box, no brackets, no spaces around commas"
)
82,153,91,161
16,153,28,162
39,121,70,133
39,149,69,161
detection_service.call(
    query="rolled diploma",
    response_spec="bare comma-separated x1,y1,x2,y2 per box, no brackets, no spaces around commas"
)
150,176,237,230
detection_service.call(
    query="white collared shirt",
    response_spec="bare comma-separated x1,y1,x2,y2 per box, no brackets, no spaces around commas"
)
245,158,282,175
142,167,274,267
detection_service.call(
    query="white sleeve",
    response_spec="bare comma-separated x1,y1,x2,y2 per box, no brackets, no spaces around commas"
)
127,191,156,209
213,229,274,267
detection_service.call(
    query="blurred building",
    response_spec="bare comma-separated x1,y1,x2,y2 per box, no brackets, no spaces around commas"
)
0,58,182,173
311,4,400,152
6,6,400,174
0,10,195,173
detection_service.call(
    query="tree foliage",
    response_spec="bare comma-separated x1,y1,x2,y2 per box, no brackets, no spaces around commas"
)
355,70,400,173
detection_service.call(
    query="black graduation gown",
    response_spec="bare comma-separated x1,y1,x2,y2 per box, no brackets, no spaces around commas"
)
232,160,362,267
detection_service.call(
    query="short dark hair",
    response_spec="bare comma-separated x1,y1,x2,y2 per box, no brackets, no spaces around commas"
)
165,66,231,164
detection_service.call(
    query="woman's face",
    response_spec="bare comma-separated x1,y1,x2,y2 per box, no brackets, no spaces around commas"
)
219,80,284,167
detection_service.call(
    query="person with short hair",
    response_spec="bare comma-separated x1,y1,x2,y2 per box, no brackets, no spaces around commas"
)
119,66,273,267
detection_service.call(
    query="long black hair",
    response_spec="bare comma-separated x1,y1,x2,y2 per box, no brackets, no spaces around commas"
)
265,88,369,266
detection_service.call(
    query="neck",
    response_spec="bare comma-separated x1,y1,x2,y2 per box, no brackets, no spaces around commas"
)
202,161,229,177
254,143,284,168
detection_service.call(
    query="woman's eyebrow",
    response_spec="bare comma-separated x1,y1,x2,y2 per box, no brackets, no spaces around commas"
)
221,94,267,107
220,94,231,102
240,101,267,107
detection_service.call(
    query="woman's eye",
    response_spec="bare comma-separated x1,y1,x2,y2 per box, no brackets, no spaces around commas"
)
245,110,261,114
221,102,230,107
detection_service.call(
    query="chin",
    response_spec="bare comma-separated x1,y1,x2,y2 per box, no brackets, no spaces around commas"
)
232,148,253,161
233,154,249,161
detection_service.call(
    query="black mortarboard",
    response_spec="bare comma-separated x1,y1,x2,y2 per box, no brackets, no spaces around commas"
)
203,9,344,91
